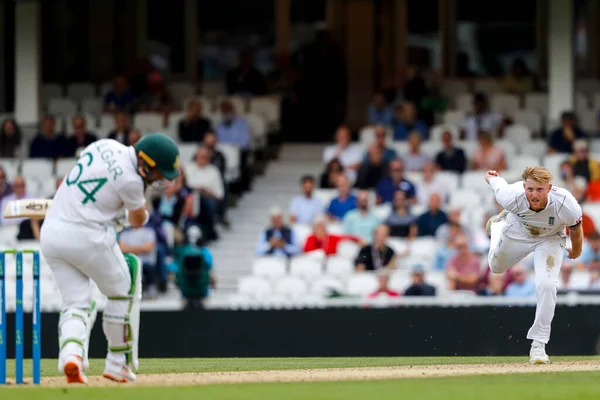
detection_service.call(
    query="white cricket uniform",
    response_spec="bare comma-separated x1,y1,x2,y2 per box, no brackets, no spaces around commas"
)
488,177,582,345
40,139,145,365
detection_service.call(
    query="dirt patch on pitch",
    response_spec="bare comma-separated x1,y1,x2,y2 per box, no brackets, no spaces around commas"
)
30,360,600,387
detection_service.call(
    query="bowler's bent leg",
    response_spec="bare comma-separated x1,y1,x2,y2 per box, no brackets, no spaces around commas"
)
488,223,533,274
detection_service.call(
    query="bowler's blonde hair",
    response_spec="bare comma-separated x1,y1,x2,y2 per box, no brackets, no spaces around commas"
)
522,166,553,184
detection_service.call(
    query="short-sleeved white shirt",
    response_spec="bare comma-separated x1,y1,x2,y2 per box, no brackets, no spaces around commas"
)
46,139,146,229
491,179,582,240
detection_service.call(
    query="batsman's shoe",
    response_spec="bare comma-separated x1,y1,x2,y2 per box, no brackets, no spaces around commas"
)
63,355,88,384
530,342,550,365
103,360,137,383
486,209,508,237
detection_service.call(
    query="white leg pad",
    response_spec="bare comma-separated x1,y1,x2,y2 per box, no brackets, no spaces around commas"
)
57,306,94,373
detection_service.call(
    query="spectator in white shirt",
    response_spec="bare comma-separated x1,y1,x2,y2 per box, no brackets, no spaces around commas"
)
402,132,430,172
460,93,505,140
288,175,324,224
0,176,32,226
185,146,224,241
416,161,446,205
323,125,363,183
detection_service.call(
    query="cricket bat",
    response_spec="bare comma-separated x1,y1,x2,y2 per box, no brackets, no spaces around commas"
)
3,198,52,219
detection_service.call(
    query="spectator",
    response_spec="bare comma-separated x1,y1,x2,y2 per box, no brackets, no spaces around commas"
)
288,175,323,224
203,132,229,225
446,235,481,292
0,166,12,204
127,129,142,146
185,146,224,242
226,50,267,95
471,131,506,171
343,190,381,243
107,111,131,145
104,75,134,113
481,272,505,296
366,125,397,162
570,140,600,183
432,221,463,271
327,174,357,221
319,158,345,189
368,272,400,298
355,145,388,190
416,193,447,237
215,100,252,191
547,111,586,154
404,264,436,296
175,225,215,310
256,207,300,257
557,263,576,291
392,102,428,141
503,58,536,95
375,159,417,204
416,161,447,205
504,265,536,297
558,161,587,202
303,214,361,255
384,190,418,239
460,93,504,140
0,177,31,226
322,126,363,183
63,115,98,158
119,226,158,299
152,175,194,229
574,230,600,270
178,99,212,143
435,131,467,173
0,119,21,158
367,92,394,126
402,132,430,172
30,115,65,159
138,71,172,113
355,224,396,271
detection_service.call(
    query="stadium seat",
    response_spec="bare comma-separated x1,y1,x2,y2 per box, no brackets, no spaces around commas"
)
237,276,272,298
183,96,214,114
490,94,520,116
178,143,198,163
54,158,76,179
133,112,165,132
251,257,287,280
337,241,360,260
373,203,391,220
249,96,281,131
524,93,548,117
327,222,343,235
569,271,591,290
520,140,547,159
99,81,112,97
512,111,542,135
460,171,490,191
427,271,448,294
167,82,197,109
346,273,379,296
440,80,469,99
430,124,460,142
496,139,517,158
510,155,540,172
216,143,241,183
457,140,477,160
292,223,312,249
421,141,443,158
409,238,438,267
167,112,185,138
245,112,269,149
47,98,78,116
80,97,104,117
437,171,460,191
388,270,410,293
42,83,63,100
67,83,96,102
39,178,57,198
453,94,472,113
325,256,355,278
22,159,54,180
0,225,19,249
542,154,565,175
273,276,309,298
578,109,596,133
442,109,465,125
303,249,326,263
289,255,323,280
397,254,432,270
313,189,337,207
310,275,345,296
98,113,116,133
0,160,19,181
575,92,589,113
474,79,502,94
503,124,533,144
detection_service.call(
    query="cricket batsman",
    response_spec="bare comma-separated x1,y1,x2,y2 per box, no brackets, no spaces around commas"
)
485,166,583,364
40,133,180,383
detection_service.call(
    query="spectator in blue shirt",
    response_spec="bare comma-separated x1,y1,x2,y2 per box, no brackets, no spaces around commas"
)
367,92,394,126
327,174,357,220
375,159,417,204
216,99,252,191
416,193,447,236
104,75,134,113
288,175,324,224
392,102,428,141
29,115,65,159
505,265,536,298
548,111,586,154
256,207,300,257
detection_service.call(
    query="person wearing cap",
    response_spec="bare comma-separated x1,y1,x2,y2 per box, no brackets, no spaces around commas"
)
404,264,436,296
459,93,505,140
569,139,600,183
256,207,300,257
547,111,586,154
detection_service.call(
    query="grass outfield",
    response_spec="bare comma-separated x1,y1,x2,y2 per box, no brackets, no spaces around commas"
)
0,357,599,399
